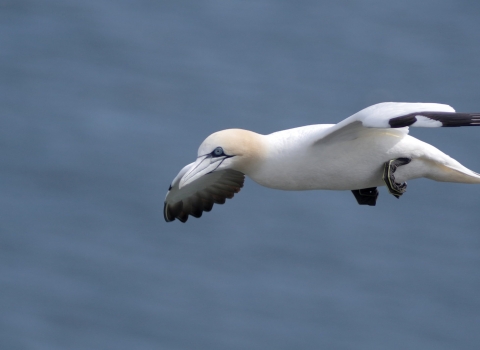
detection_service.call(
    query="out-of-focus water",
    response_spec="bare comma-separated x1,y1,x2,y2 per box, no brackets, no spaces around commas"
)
1,1,480,349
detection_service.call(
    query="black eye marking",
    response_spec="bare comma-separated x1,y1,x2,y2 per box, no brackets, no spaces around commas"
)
211,147,225,157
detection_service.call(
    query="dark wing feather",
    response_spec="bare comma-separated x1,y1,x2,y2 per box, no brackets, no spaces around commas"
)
164,169,245,223
389,112,480,128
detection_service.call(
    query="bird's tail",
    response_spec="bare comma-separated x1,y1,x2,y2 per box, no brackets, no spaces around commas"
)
428,161,480,184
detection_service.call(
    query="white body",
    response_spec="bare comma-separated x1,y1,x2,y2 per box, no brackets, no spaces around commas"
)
251,124,480,191
165,102,480,222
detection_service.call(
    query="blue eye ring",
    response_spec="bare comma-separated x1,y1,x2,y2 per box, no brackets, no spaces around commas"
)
212,147,224,157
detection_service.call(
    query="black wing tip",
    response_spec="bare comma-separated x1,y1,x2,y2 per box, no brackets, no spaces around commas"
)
163,193,238,223
419,112,480,127
389,112,480,128
164,200,206,223
164,201,186,223
164,202,175,222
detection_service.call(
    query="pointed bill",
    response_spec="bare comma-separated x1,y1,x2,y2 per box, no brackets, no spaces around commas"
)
179,154,226,189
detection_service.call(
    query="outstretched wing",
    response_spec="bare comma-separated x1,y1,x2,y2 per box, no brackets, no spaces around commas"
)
315,102,480,144
164,164,244,223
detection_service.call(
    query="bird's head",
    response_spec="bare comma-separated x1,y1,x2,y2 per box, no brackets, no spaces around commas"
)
179,129,265,188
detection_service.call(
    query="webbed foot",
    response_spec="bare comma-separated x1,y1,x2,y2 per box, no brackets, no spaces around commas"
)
382,157,411,198
351,187,379,206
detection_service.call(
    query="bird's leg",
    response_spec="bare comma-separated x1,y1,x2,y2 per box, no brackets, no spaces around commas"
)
351,187,379,206
382,157,411,198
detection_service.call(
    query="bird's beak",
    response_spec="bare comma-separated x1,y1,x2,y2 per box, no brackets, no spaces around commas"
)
179,154,227,189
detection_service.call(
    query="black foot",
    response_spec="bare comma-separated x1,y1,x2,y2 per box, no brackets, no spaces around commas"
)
351,187,379,206
382,157,411,198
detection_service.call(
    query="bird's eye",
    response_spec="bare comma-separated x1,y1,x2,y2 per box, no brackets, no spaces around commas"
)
212,147,224,157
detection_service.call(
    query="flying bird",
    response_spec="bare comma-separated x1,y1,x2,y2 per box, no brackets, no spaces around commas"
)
164,102,480,222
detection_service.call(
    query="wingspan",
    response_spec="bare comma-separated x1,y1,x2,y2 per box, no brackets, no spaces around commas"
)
164,166,245,223
315,102,480,144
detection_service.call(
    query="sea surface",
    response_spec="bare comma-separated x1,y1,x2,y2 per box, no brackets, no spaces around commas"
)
1,1,480,349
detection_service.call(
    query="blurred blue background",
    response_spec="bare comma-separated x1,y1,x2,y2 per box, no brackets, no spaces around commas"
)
1,0,480,349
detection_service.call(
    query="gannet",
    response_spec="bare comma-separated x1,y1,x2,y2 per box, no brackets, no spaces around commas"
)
164,102,480,222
